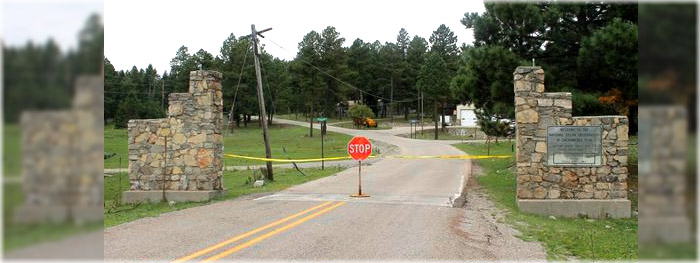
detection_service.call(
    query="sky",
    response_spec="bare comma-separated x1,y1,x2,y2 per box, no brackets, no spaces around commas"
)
105,0,486,73
3,0,104,52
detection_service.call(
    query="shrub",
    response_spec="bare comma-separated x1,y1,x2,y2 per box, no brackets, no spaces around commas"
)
348,104,375,128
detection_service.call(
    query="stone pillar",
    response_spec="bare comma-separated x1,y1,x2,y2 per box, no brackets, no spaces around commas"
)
14,76,104,224
638,106,692,243
514,66,630,218
124,70,225,203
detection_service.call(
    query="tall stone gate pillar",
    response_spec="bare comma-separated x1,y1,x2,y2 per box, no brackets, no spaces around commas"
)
124,70,225,203
514,66,630,218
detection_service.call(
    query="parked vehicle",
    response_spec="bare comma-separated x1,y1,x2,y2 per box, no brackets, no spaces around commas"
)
365,117,377,128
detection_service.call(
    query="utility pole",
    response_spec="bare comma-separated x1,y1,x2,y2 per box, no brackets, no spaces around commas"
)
250,24,274,181
390,76,394,125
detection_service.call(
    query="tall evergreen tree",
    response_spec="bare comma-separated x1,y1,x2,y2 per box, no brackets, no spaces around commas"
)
318,26,348,117
428,24,460,73
417,52,450,139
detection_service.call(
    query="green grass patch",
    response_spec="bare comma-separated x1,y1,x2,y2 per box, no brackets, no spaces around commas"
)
3,124,21,176
103,122,356,169
104,166,343,227
3,183,102,252
331,121,392,130
640,242,697,260
330,115,428,130
454,142,638,260
104,124,129,169
397,127,489,141
275,114,345,124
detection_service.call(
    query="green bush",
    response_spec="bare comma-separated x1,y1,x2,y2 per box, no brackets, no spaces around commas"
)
348,104,375,128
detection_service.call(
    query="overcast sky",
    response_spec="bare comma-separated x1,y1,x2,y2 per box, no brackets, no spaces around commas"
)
105,0,486,73
3,0,104,52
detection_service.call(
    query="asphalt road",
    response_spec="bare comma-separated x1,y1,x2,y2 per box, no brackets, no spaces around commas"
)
103,118,544,261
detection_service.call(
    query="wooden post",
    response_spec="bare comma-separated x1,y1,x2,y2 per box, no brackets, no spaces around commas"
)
251,24,274,181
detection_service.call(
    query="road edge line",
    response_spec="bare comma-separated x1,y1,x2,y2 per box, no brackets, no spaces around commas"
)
171,201,334,262
201,201,346,262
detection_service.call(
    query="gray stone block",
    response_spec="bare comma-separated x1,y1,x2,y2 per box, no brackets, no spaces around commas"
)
122,190,226,204
517,199,631,219
14,205,69,223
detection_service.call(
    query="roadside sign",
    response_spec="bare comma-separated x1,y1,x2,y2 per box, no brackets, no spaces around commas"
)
347,136,372,161
314,117,328,122
348,136,371,198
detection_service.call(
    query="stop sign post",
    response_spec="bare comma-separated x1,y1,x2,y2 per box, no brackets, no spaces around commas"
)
348,136,372,197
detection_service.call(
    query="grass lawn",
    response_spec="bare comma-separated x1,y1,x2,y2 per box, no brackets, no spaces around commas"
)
330,115,427,130
104,124,129,169
454,142,638,260
104,122,356,169
397,127,489,141
275,113,345,124
3,124,21,176
3,183,102,252
332,121,392,130
640,242,697,260
104,166,343,227
2,123,101,252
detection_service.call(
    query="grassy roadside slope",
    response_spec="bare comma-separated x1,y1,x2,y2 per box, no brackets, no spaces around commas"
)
455,142,638,260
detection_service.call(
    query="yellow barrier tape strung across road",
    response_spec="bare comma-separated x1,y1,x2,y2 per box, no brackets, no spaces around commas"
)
387,155,511,160
224,154,510,162
224,154,356,163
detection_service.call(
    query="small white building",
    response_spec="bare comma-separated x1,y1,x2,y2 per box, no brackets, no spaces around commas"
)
456,103,477,127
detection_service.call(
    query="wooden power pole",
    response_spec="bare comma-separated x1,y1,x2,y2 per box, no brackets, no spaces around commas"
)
250,24,274,181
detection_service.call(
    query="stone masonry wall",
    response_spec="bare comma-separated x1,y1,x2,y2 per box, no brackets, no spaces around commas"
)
514,67,629,200
638,106,691,242
128,70,223,191
15,76,104,223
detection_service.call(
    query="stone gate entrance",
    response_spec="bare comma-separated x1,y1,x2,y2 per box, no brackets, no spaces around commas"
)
514,66,630,218
123,70,225,203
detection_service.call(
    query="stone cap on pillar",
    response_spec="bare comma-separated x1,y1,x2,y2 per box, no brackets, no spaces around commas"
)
514,66,545,93
513,66,542,75
189,70,222,81
189,70,223,95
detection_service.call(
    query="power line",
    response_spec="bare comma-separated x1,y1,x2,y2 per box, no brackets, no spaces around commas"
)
226,45,252,136
263,37,418,104
259,53,276,118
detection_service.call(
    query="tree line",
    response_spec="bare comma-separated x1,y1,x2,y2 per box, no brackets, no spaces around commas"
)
3,14,103,123
105,3,638,138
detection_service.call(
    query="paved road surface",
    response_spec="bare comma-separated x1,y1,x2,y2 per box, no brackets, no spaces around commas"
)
104,119,544,261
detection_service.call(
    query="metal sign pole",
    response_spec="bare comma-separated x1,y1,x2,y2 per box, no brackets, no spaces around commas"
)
358,160,362,196
348,137,371,198
321,121,325,170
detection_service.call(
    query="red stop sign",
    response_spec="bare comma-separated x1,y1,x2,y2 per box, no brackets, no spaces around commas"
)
347,136,372,161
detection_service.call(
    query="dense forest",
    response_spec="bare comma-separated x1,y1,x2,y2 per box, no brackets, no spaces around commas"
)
3,14,104,123
102,3,638,132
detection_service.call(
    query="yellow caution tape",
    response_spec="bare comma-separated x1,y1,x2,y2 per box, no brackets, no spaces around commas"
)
224,153,510,162
387,155,511,160
224,154,371,163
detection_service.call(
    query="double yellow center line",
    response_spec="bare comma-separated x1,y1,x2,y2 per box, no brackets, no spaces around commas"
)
172,201,346,262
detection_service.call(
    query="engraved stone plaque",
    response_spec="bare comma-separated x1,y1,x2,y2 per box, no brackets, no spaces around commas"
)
547,126,602,166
